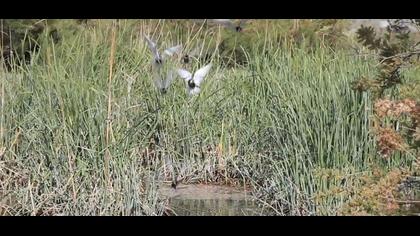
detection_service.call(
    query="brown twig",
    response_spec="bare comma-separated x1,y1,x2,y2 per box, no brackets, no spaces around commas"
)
377,50,420,65
105,20,117,189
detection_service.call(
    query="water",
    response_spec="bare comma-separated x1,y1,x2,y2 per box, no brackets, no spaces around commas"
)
397,176,420,216
167,198,264,216
158,183,270,216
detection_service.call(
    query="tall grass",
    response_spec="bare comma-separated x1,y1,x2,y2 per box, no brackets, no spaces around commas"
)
0,19,411,215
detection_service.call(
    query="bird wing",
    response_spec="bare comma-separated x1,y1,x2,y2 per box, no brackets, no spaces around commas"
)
192,63,212,86
144,35,159,58
177,69,192,81
163,45,182,57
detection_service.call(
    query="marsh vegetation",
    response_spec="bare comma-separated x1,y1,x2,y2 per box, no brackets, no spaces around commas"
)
0,19,419,216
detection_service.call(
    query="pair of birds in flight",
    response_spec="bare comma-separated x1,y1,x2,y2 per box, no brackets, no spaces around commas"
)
143,19,249,96
144,35,212,96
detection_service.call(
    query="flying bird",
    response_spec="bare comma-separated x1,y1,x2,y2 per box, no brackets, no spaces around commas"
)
144,34,182,68
144,35,182,93
177,63,212,95
210,19,249,32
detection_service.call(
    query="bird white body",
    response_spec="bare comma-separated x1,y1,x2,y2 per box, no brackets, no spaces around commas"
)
177,63,212,96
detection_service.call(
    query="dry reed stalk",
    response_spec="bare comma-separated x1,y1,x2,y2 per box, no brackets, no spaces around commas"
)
105,20,117,189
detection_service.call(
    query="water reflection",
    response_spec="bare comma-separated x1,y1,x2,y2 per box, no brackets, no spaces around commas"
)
168,198,268,216
159,183,272,216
